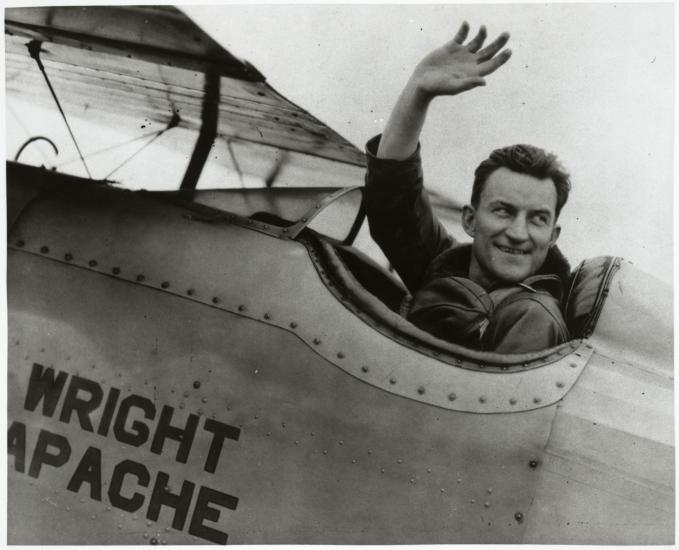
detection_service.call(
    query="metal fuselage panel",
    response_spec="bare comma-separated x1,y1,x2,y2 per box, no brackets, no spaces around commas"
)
7,180,554,544
6,177,674,544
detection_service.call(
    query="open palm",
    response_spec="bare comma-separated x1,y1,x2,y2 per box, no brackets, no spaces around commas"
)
413,22,512,97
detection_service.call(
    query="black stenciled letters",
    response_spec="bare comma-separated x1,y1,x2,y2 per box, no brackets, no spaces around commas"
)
150,406,198,463
8,421,27,473
24,363,68,417
67,446,103,501
202,418,240,474
108,459,150,512
189,486,238,544
113,395,156,446
59,376,104,431
28,429,72,478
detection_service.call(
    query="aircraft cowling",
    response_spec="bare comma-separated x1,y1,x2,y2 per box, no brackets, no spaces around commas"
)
7,169,673,544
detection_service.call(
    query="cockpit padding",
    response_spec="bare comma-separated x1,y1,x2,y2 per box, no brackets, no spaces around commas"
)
304,231,621,365
564,256,620,338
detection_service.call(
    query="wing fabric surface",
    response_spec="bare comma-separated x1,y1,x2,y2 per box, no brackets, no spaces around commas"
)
5,6,365,189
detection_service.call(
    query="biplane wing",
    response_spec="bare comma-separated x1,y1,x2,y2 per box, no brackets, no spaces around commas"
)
5,5,365,189
5,5,673,546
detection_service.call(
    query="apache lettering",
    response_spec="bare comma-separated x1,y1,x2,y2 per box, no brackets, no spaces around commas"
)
23,363,240,472
8,422,237,544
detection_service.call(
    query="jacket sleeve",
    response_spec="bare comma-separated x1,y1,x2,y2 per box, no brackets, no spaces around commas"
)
364,134,455,293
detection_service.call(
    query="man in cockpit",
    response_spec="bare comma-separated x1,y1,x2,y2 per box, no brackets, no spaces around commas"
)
365,23,571,353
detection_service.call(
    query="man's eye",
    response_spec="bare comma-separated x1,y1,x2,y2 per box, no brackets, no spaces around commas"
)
494,207,510,216
531,214,549,226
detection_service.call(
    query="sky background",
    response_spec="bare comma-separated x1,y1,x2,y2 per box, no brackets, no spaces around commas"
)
182,3,674,284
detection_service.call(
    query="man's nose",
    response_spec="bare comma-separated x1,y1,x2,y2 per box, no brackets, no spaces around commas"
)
505,216,529,241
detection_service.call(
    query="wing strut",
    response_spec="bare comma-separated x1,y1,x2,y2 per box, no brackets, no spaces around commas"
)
180,70,220,192
26,40,92,179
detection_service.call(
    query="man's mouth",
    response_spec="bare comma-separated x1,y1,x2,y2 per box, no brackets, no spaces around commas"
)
496,244,530,255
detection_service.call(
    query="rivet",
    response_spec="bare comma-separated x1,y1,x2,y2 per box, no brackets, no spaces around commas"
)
290,322,298,329
40,246,49,254
186,288,194,295
448,393,457,401
515,512,524,523
501,366,508,371
417,386,425,395
159,281,169,289
310,432,315,436
457,478,462,483
112,267,121,275
147,520,153,526
367,449,372,454
238,305,246,312
338,440,343,445
337,352,345,359
380,468,385,474
201,397,207,403
301,217,307,222
427,468,432,473
471,499,476,504
389,377,397,385
136,274,146,282
143,533,149,539
264,313,271,320
352,459,357,464
179,402,185,409
397,459,403,464
440,488,445,493
281,422,286,428
282,228,289,233
361,365,369,373
161,541,167,545
529,459,539,469
478,396,486,403
151,538,158,545
556,381,564,388
16,240,25,247
533,397,541,404
263,224,270,229
89,260,98,267
294,441,299,445
509,398,517,405
487,487,493,494
64,253,73,261
410,478,415,484
484,502,490,508
313,338,321,345
323,450,328,455
212,296,220,304
266,432,271,436
523,362,529,368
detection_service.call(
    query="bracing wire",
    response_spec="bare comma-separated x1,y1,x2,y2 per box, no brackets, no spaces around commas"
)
27,40,92,178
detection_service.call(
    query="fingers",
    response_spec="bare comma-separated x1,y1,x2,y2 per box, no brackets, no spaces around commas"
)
453,21,470,44
455,77,487,93
477,48,512,76
466,25,487,53
476,32,510,62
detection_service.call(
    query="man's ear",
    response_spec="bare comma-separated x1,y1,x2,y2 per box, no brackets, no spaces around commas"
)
550,224,561,246
462,205,476,238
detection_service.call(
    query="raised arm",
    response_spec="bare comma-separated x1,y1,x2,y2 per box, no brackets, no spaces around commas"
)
377,22,512,160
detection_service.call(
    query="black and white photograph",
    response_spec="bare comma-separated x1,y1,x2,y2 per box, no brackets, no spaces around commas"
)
5,3,674,545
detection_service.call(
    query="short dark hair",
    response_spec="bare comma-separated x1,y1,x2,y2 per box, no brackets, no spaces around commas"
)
471,144,571,218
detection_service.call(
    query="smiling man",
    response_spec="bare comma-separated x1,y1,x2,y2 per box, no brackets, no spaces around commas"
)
365,23,571,353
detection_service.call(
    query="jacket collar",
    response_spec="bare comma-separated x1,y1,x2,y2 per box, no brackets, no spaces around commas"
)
424,243,571,298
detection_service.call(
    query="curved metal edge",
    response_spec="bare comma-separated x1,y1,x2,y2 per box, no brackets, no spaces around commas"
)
287,186,363,240
581,257,624,338
8,241,594,414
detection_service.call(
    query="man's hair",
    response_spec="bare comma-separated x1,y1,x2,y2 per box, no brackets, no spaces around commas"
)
471,144,571,218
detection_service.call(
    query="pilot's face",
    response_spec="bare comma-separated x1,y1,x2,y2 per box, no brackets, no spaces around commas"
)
462,167,561,288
